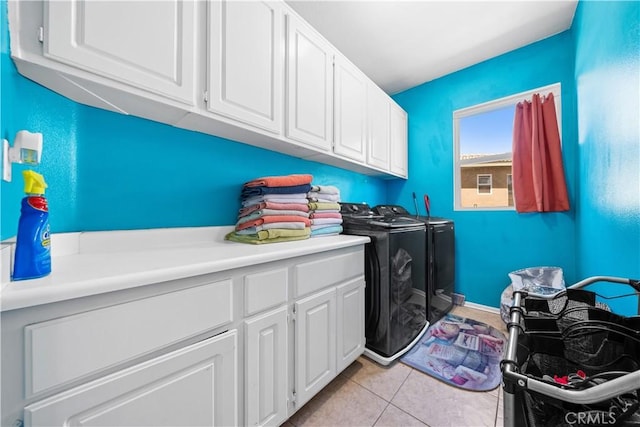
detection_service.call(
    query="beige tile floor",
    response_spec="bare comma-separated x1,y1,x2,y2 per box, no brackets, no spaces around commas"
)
282,305,509,427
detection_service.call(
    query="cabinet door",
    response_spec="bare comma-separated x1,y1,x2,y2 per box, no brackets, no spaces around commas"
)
390,101,409,177
336,277,366,372
208,0,283,134
43,0,196,105
294,287,336,408
245,307,288,427
367,84,391,170
285,13,333,151
24,331,238,427
333,56,367,162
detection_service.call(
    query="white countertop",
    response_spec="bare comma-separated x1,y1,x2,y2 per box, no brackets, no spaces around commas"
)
0,226,369,312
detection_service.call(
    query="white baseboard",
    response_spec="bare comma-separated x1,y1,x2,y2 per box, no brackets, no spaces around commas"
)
460,301,500,314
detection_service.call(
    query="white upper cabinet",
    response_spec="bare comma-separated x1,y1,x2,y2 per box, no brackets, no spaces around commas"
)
10,0,408,177
367,83,391,170
285,12,334,151
333,56,367,163
208,0,284,134
390,101,409,178
43,0,196,106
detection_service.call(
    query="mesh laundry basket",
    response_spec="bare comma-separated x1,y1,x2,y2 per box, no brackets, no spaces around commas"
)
501,276,640,427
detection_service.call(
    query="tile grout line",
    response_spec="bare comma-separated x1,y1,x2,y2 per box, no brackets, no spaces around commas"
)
300,306,505,427
345,366,395,426
344,374,393,427
368,366,433,427
347,361,410,403
389,364,414,402
391,401,434,427
494,386,503,427
371,401,391,427
493,390,500,427
348,361,423,426
387,367,426,424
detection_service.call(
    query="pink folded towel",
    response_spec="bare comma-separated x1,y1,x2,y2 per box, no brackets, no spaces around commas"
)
244,174,313,188
241,194,309,207
236,215,311,231
240,201,310,217
237,222,307,233
309,212,342,219
237,210,310,226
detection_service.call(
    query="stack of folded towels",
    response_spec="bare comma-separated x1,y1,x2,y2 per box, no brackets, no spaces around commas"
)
307,185,343,237
225,174,313,244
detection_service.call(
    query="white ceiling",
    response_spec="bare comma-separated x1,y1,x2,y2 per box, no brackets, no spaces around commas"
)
286,0,578,94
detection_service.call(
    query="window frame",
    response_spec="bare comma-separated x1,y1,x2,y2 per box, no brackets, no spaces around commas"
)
453,82,562,211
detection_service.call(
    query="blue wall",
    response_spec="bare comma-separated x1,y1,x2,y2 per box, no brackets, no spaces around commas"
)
3,1,638,310
0,1,387,239
1,0,81,238
391,32,579,308
73,107,387,231
573,0,640,313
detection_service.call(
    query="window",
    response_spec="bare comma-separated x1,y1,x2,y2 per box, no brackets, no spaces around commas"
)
477,174,492,194
453,83,561,210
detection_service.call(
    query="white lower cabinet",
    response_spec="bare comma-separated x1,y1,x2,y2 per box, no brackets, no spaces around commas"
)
336,277,366,372
3,246,366,427
289,277,364,411
244,248,366,422
245,306,288,427
294,287,337,408
24,280,233,397
24,330,238,427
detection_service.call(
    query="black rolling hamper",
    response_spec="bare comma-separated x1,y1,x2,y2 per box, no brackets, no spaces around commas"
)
501,276,640,427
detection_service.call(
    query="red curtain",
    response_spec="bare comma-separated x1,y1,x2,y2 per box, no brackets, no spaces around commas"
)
512,93,570,213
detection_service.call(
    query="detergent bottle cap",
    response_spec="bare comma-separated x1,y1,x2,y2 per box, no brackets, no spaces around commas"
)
23,170,48,195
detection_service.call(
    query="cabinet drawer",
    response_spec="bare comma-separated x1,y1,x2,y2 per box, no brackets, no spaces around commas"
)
24,330,238,427
293,249,363,298
25,279,233,397
244,268,288,316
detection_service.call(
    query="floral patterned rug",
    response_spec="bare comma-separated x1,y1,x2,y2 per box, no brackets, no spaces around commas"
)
401,313,506,391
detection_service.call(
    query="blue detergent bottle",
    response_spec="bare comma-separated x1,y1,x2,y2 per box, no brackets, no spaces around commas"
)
12,170,51,281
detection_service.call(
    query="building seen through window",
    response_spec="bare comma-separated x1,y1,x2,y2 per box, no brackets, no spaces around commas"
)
458,105,514,209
